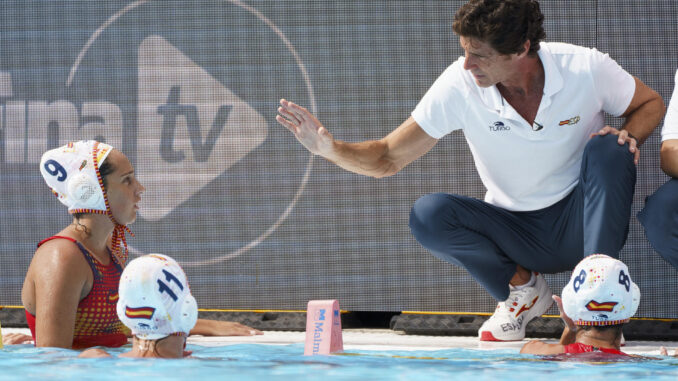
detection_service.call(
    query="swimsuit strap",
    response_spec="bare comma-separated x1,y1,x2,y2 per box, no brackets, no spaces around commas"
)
36,235,121,280
37,235,77,247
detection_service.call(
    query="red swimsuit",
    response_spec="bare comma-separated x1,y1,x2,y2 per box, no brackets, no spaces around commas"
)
26,236,129,348
563,342,627,356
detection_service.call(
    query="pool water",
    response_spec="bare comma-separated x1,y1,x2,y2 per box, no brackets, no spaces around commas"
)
2,343,678,380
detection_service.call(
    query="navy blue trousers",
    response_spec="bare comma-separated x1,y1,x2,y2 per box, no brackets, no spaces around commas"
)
409,134,637,301
638,178,678,269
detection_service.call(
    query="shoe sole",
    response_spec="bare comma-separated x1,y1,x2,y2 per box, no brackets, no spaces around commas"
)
480,331,501,341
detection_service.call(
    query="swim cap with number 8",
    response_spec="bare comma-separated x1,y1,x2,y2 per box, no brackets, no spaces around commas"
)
562,254,640,326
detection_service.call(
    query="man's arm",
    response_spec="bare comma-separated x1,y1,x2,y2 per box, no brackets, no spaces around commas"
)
594,77,665,164
276,99,438,178
620,77,666,145
660,140,678,177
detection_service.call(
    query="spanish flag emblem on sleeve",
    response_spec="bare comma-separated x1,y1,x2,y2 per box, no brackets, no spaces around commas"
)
125,306,155,319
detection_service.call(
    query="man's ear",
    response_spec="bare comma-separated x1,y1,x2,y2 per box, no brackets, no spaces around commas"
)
518,40,531,58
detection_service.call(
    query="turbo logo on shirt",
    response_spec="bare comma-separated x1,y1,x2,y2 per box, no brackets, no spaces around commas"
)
488,121,511,132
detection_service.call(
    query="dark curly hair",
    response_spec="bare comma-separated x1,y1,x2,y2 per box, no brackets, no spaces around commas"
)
453,0,546,56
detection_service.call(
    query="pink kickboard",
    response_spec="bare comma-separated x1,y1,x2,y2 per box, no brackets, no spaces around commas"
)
303,300,343,355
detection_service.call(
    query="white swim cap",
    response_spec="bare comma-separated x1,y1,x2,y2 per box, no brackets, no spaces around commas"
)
40,140,132,263
562,254,640,326
117,254,198,340
40,140,113,214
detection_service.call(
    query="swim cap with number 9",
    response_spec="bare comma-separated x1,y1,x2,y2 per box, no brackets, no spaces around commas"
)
39,140,112,213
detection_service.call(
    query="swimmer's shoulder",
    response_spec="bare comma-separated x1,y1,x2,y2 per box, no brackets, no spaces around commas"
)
30,234,90,276
520,340,565,355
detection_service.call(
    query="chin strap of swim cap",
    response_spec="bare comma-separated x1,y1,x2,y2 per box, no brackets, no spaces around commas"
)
92,142,133,265
110,224,133,265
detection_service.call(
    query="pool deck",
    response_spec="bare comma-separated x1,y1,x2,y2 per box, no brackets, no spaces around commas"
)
5,327,678,355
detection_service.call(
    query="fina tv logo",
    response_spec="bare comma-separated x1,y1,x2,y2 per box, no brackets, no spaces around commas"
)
0,0,316,264
137,35,267,220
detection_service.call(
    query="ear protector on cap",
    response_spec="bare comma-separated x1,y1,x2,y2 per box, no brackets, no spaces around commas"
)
67,172,104,209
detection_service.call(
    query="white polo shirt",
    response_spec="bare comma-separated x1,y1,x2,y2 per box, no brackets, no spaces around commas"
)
661,69,678,141
412,42,635,211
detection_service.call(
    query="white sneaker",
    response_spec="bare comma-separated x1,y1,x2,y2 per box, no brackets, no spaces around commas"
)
478,273,553,341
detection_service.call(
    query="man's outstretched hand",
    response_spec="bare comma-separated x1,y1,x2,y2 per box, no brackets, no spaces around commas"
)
276,99,334,157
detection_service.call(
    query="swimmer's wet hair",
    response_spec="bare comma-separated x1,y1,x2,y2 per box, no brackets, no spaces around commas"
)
579,323,624,341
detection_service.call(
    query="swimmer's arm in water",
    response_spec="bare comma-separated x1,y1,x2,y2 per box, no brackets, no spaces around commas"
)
79,348,112,358
2,333,33,345
276,99,438,178
190,319,263,336
559,325,577,346
520,294,577,355
552,295,577,346
660,347,678,357
28,242,91,348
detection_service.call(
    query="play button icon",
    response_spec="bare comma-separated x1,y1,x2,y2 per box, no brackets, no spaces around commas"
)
136,35,268,221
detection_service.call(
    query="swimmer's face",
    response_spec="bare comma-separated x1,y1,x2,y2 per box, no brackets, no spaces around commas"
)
460,36,521,88
103,150,145,225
